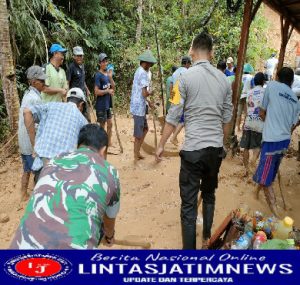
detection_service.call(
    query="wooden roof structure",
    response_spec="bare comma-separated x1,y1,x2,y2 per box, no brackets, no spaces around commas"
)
263,0,300,33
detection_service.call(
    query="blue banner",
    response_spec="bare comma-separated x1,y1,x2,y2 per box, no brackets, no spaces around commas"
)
0,250,299,284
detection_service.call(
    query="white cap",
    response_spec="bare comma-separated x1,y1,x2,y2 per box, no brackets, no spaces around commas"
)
227,57,234,64
66,88,86,102
73,46,84,56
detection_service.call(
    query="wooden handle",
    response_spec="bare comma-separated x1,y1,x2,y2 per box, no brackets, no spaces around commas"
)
114,239,151,249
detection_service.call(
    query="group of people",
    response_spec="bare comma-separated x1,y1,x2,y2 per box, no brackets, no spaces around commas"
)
11,31,300,250
14,44,120,249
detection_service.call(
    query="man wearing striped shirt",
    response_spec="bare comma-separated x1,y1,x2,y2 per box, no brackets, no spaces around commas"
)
23,88,88,182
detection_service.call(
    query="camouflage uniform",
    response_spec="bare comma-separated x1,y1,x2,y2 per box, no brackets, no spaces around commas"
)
10,147,120,249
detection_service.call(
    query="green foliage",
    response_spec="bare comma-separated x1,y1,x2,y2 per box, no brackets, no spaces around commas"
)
3,0,273,115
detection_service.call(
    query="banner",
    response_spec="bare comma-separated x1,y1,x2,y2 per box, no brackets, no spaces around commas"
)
0,250,299,284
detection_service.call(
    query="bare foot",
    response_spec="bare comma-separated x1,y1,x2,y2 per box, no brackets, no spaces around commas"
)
138,153,145,160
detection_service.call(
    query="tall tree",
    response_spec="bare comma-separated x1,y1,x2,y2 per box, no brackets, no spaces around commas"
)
136,0,143,42
0,0,19,132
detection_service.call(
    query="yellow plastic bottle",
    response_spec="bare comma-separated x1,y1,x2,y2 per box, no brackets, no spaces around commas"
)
273,217,294,240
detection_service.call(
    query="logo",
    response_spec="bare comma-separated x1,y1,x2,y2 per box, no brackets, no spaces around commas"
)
4,253,72,282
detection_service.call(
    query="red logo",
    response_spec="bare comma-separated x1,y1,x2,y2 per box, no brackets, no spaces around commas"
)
4,254,72,281
15,257,62,277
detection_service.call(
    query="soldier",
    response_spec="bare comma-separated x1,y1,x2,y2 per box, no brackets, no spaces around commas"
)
10,124,120,249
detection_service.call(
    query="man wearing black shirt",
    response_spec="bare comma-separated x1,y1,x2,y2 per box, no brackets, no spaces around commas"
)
67,46,91,121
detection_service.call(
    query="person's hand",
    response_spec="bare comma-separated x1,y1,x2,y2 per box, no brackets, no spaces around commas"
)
61,88,67,96
108,69,113,78
155,146,164,162
221,146,228,159
149,101,155,110
108,89,114,96
86,89,91,97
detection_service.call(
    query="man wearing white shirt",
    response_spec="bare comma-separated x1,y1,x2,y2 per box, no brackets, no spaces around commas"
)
265,53,278,81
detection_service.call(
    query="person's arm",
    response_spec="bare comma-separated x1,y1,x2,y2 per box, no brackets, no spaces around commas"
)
108,69,115,90
259,108,266,121
85,82,91,97
103,167,121,247
259,85,269,121
223,122,231,149
23,108,36,147
43,86,67,96
169,82,173,100
142,86,152,98
291,101,300,133
94,85,112,96
222,81,233,148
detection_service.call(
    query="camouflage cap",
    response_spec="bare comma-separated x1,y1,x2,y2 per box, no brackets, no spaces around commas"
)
138,50,157,64
26,65,47,81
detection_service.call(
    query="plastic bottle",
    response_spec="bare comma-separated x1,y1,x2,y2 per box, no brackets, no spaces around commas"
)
231,231,254,249
286,239,295,250
263,217,277,239
273,217,294,240
253,231,267,249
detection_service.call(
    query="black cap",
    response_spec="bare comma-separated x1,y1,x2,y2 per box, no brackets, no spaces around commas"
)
181,56,192,65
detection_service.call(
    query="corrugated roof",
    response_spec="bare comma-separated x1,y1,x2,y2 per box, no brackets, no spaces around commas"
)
263,0,300,33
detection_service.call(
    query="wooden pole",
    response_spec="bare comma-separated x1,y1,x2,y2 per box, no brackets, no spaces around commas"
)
277,16,294,74
152,7,165,117
0,0,20,132
231,0,254,136
112,99,124,154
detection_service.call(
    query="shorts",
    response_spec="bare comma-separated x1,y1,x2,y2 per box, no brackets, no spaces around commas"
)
240,130,262,149
96,109,112,124
21,154,34,173
253,139,290,187
133,115,148,139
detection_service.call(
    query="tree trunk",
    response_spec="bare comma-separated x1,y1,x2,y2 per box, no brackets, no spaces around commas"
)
0,0,20,132
136,0,143,43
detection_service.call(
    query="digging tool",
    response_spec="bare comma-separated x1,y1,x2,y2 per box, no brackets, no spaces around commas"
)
114,238,151,249
101,235,151,249
112,99,124,154
277,169,287,211
87,96,97,123
151,108,158,149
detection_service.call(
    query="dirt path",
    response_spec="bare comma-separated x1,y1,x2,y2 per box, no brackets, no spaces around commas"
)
0,115,299,249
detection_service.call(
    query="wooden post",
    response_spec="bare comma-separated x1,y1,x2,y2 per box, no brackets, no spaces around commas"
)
154,21,165,117
0,0,20,132
277,16,294,73
231,0,254,135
